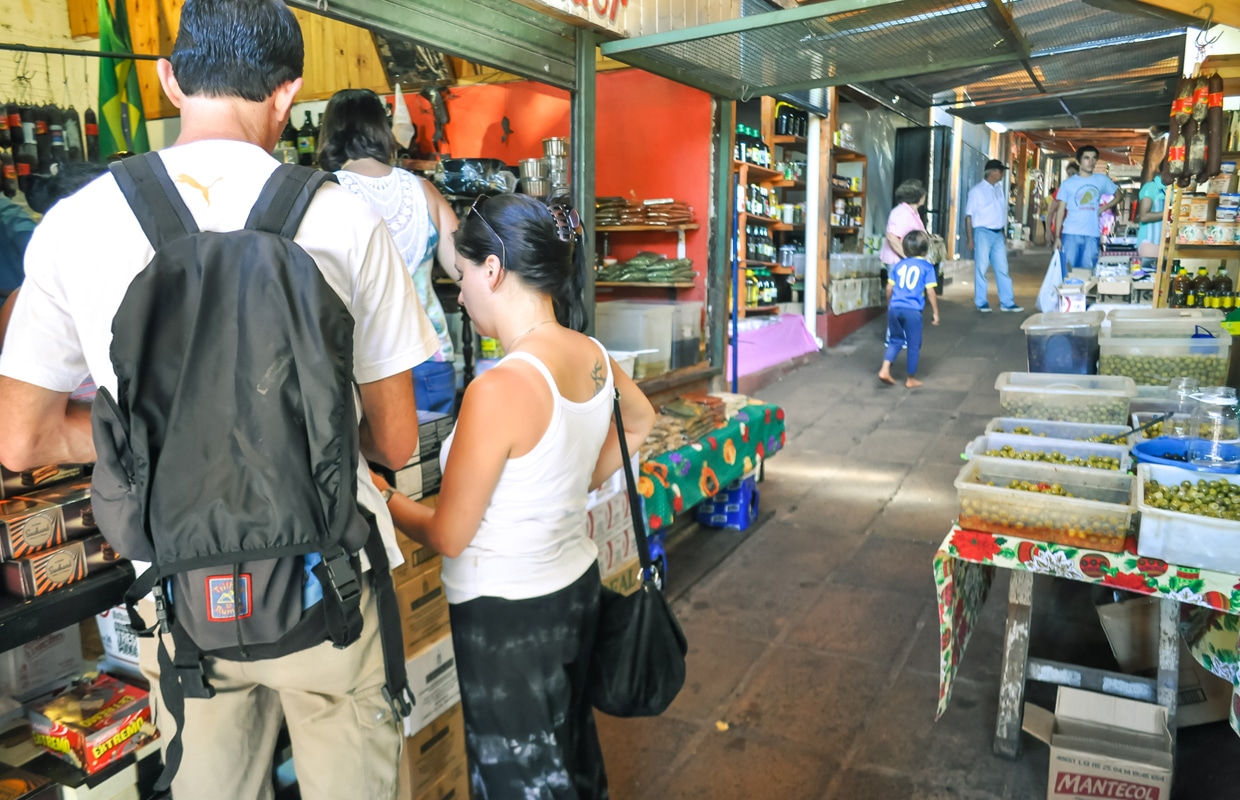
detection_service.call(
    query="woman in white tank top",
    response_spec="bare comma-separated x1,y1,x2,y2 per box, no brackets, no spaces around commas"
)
377,193,655,798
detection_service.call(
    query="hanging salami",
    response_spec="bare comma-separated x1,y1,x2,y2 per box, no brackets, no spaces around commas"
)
1206,72,1224,178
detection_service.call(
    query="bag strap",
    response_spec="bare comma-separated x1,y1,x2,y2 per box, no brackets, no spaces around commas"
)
109,152,199,249
362,521,417,719
613,389,653,577
244,165,338,239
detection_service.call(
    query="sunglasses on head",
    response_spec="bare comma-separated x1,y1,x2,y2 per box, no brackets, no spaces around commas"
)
468,195,506,270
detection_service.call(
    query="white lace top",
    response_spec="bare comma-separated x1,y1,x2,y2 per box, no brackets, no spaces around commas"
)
335,168,453,360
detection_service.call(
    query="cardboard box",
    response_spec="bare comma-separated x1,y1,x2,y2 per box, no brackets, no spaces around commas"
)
596,520,637,579
585,488,629,545
1096,597,1232,727
2,535,121,599
0,480,96,561
403,632,461,737
94,606,142,679
28,674,157,775
415,758,469,800
414,412,453,461
390,531,437,586
396,556,450,658
0,465,88,501
1023,687,1172,800
405,704,466,790
601,557,643,596
0,626,82,700
395,457,442,501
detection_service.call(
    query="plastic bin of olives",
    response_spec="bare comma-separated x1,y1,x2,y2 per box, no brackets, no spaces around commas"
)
1135,464,1240,575
965,433,1131,471
995,372,1136,425
1099,354,1228,387
983,418,1132,446
955,458,1134,553
1098,320,1231,387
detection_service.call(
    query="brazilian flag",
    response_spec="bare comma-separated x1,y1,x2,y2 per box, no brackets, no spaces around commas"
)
98,0,149,156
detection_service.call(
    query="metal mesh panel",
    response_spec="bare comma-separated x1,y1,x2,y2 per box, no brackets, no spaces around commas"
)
950,78,1174,124
623,0,1019,97
1011,0,1184,55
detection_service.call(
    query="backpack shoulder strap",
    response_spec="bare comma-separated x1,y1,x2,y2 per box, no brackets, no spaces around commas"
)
245,165,339,239
109,152,200,249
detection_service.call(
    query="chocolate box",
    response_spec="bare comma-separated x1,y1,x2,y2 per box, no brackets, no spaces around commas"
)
0,465,88,501
28,674,157,775
0,480,96,560
2,535,120,599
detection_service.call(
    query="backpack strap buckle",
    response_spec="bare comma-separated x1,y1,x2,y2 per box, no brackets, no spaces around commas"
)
383,685,415,719
321,549,361,607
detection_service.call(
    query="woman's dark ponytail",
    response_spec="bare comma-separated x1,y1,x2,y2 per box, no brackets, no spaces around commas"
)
455,193,589,332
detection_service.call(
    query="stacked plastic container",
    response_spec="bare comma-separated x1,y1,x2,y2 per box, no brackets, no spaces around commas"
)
1100,308,1232,387
1019,311,1104,374
994,373,1137,425
594,300,675,380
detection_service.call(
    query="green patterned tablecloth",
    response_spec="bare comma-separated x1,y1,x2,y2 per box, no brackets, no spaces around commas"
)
638,401,786,532
935,526,1240,734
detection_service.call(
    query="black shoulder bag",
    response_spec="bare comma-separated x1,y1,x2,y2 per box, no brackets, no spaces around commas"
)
588,389,688,717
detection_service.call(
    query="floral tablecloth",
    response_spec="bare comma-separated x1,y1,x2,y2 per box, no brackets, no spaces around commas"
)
935,526,1240,734
637,401,786,532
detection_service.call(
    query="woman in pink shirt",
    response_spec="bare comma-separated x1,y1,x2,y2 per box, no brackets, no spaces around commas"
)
881,180,928,268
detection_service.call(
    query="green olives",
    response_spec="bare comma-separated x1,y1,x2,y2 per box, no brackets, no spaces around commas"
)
1000,396,1129,425
1099,354,1228,387
1144,477,1240,521
981,445,1121,470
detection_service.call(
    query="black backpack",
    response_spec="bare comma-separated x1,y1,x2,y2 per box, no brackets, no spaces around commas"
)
89,153,413,790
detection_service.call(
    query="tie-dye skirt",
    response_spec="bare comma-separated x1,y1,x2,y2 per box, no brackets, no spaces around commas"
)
448,563,609,799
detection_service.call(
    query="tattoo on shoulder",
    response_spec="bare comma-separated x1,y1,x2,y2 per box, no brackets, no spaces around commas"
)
591,360,605,395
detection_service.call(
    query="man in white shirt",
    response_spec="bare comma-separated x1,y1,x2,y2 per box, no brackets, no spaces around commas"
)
965,159,1023,312
1052,145,1120,272
0,0,438,796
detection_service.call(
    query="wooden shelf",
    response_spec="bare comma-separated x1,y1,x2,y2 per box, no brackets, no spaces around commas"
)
744,304,781,315
772,178,806,189
770,266,796,275
773,223,805,232
635,362,720,398
832,188,863,197
0,562,136,651
773,134,807,146
596,223,700,233
741,212,781,226
734,161,783,182
1171,244,1240,255
740,259,779,268
832,226,860,234
596,281,695,288
833,146,867,161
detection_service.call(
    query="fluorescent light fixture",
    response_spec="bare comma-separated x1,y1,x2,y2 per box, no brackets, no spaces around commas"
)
986,121,1009,133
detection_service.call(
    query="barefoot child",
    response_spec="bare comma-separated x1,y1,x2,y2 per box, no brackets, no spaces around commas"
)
879,230,940,388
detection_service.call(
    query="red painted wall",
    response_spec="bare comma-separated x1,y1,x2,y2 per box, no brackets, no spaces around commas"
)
394,70,714,309
595,69,713,305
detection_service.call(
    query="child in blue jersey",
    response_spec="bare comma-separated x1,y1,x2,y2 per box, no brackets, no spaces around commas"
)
879,230,940,388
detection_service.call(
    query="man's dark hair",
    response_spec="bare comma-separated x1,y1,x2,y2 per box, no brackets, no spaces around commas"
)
1074,146,1098,162
170,0,303,102
894,179,926,206
902,230,930,258
1066,162,1079,175
317,89,397,172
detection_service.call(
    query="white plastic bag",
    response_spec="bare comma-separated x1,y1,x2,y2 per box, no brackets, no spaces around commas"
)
1036,251,1062,313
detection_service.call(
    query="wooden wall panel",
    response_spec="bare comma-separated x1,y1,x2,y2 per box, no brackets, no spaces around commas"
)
129,0,181,120
67,0,99,38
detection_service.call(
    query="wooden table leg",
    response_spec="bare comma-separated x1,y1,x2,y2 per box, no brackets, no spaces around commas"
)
994,570,1034,759
1156,597,1180,728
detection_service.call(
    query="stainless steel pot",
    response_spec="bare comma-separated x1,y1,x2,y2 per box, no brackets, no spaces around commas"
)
542,137,568,157
519,158,546,179
522,178,550,197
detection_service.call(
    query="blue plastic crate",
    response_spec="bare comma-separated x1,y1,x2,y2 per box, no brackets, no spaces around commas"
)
696,475,759,530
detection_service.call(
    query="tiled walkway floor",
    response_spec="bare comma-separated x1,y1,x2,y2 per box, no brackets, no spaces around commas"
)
597,248,1240,799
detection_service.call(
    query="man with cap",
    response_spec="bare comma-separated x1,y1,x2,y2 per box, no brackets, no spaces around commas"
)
965,159,1022,312
1052,145,1120,273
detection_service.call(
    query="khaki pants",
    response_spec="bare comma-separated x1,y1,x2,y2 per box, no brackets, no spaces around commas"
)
139,585,403,800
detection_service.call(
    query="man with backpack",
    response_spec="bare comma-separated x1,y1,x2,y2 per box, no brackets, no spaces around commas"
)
0,0,438,797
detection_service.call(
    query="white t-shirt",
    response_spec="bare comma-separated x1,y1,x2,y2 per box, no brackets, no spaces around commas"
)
0,139,440,570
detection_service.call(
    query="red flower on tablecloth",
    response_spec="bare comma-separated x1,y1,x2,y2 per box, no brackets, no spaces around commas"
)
741,424,750,443
673,494,684,513
1102,571,1152,593
765,408,772,423
1017,541,1042,564
707,436,718,450
951,529,1001,562
941,583,955,609
941,628,951,649
776,408,785,421
756,442,766,460
650,514,663,530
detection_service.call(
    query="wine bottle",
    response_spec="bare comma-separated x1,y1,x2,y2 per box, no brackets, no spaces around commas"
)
296,111,316,166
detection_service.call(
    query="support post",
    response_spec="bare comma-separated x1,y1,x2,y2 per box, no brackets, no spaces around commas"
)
707,99,735,377
572,28,597,334
994,570,1034,759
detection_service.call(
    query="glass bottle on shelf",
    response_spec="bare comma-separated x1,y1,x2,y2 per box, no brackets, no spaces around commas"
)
1193,265,1214,299
296,111,317,166
1169,263,1188,307
1213,262,1233,295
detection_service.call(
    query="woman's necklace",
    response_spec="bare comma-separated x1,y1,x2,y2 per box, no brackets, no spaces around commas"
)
508,319,554,350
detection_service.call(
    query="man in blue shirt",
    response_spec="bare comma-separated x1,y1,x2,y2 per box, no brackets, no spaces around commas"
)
1052,145,1120,272
879,230,940,388
0,196,36,298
